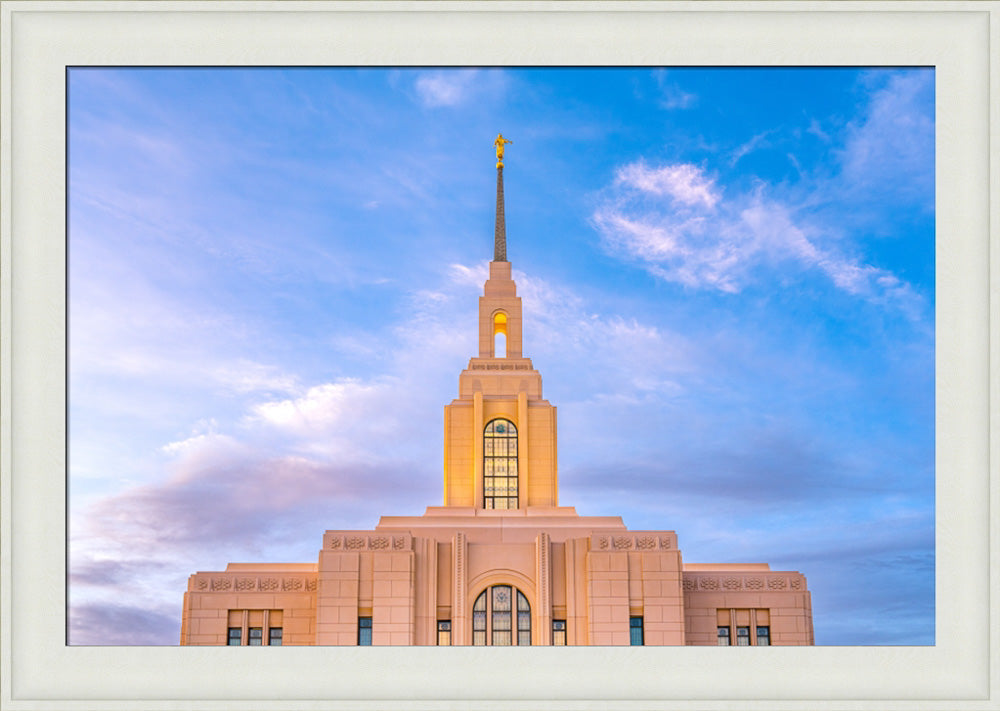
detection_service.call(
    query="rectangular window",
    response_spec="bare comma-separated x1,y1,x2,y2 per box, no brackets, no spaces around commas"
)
736,626,751,646
717,626,730,646
358,617,373,646
717,610,771,646
756,626,770,646
552,619,567,646
227,627,242,646
247,627,263,645
268,627,283,646
629,616,644,646
437,620,451,646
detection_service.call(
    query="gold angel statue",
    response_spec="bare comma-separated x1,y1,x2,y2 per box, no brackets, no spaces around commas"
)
494,133,512,165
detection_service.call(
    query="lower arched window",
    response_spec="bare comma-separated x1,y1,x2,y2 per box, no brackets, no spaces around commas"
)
472,584,531,646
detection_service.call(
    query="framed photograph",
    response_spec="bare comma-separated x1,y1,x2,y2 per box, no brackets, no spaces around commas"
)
2,3,994,709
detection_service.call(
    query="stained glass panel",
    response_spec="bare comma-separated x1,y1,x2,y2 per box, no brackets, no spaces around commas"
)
472,585,532,646
483,418,518,509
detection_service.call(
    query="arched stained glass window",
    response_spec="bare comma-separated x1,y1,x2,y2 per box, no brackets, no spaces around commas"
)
484,418,518,509
471,585,531,646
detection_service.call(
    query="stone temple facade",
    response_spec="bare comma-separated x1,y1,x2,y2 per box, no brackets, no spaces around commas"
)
180,140,814,647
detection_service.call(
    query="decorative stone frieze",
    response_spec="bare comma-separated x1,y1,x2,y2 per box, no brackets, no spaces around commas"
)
590,532,677,551
470,363,533,371
324,532,413,551
636,535,656,550
682,573,806,593
189,573,318,593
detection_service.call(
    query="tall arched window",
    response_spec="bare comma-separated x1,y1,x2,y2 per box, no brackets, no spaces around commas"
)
472,585,531,646
484,418,518,509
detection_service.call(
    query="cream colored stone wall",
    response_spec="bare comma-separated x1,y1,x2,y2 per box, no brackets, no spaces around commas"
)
181,528,813,646
184,567,317,645
637,551,686,645
315,551,359,645
682,570,813,645
585,550,631,644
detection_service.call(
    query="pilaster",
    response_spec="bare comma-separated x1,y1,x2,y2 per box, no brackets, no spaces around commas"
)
518,390,529,505
535,532,552,645
473,391,483,507
414,537,437,645
452,531,468,644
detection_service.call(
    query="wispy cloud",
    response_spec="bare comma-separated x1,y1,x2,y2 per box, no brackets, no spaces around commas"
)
70,603,181,646
838,71,934,204
593,159,925,318
730,130,774,166
595,70,933,315
413,69,504,108
653,70,697,110
614,161,720,208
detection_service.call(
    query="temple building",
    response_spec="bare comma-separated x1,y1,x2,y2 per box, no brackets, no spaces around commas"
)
180,135,814,647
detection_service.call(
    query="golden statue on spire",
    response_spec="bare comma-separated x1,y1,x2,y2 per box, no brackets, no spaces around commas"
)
494,133,512,168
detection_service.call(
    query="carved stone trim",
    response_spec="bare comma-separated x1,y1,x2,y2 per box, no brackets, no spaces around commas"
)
191,573,318,594
470,363,533,371
327,533,412,551
453,532,468,645
612,536,633,550
681,573,805,593
591,533,676,551
536,532,552,644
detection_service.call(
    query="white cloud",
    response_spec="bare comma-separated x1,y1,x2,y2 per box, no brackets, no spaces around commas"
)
210,359,300,395
653,70,697,110
593,159,924,317
615,161,719,209
730,130,774,167
414,70,481,108
251,378,401,440
838,71,934,203
806,118,830,142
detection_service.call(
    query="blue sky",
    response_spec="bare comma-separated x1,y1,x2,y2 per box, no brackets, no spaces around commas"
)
67,67,934,646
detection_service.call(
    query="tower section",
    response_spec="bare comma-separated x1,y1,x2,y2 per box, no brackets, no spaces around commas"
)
442,135,559,510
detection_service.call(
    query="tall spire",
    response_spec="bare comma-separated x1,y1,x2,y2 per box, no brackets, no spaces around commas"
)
493,133,512,262
494,165,506,261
